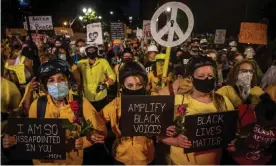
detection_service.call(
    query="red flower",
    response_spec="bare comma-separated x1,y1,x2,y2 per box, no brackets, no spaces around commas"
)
177,105,186,116
70,100,79,112
73,116,81,124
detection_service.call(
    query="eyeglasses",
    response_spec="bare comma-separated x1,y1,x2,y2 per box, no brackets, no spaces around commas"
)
238,69,255,73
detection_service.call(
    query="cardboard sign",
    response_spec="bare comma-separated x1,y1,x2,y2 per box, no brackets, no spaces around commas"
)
24,16,53,30
31,34,47,47
87,23,103,45
6,28,27,36
214,29,226,44
120,95,174,136
143,20,152,40
54,27,74,36
8,118,66,160
184,111,238,153
110,22,125,40
239,22,267,45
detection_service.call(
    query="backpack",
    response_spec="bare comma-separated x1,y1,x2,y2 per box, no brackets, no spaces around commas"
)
37,95,83,119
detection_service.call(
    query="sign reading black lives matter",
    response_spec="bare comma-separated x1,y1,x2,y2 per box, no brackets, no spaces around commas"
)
110,22,125,40
184,111,238,153
8,118,66,160
120,95,174,136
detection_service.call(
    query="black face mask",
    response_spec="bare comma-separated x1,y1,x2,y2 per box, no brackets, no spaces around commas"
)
122,87,146,95
192,77,215,93
87,52,97,60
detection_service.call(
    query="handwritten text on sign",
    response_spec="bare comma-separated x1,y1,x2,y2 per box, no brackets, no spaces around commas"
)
184,111,238,153
8,118,66,160
239,22,267,45
120,95,174,136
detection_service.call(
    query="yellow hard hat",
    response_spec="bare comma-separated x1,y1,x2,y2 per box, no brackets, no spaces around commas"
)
155,53,166,60
113,39,121,45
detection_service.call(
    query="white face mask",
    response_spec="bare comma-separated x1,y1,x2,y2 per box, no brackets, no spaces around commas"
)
236,72,253,100
58,54,66,61
79,47,86,56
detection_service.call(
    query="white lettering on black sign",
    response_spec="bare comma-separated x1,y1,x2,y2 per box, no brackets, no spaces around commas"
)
8,118,66,160
120,96,174,136
184,111,238,153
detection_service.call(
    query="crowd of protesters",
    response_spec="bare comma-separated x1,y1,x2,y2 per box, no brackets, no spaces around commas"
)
1,32,276,165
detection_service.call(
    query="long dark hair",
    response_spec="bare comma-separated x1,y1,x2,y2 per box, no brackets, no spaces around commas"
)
226,59,258,88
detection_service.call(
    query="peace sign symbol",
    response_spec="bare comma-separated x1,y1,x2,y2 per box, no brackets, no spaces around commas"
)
150,2,194,47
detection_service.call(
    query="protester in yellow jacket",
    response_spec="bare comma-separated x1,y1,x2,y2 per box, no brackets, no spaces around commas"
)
77,45,116,111
217,60,264,108
101,61,155,165
159,55,235,165
3,59,107,165
147,53,173,95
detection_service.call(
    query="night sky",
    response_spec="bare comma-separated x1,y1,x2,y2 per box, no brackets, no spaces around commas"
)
1,0,276,39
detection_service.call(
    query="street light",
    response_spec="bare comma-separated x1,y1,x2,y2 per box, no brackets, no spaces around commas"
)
63,21,68,26
82,8,87,13
110,11,113,15
98,16,102,19
79,16,83,21
88,8,92,13
166,7,171,12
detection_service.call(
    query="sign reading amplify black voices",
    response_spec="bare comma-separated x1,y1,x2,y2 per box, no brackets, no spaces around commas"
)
120,95,174,136
8,118,66,160
184,111,238,153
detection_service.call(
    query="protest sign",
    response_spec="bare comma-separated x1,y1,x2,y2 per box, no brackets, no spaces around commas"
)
8,118,66,160
143,20,152,40
24,16,53,30
239,22,267,45
184,111,238,153
120,95,174,136
87,23,103,45
6,28,27,36
110,22,125,40
214,29,226,44
54,27,74,36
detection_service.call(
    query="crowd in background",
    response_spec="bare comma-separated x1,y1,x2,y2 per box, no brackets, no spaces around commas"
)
1,33,276,165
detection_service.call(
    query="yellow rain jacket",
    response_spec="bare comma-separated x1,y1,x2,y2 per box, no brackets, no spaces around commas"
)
216,85,264,108
1,78,22,113
5,56,30,85
28,94,107,165
101,97,155,165
171,94,235,165
77,58,116,102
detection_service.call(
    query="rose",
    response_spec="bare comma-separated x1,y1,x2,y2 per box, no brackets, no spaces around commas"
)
70,100,79,112
177,105,186,116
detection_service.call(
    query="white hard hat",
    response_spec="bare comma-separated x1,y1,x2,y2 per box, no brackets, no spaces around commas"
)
229,41,237,47
244,46,255,59
200,39,208,44
147,45,158,52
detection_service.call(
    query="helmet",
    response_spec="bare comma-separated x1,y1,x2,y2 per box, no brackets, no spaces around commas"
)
191,38,200,43
155,53,166,60
200,39,208,45
113,39,121,45
147,45,158,52
244,46,255,59
38,59,72,80
119,61,148,84
229,41,237,47
186,55,217,77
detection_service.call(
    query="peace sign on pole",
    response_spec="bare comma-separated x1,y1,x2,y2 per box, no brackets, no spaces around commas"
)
150,2,194,47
